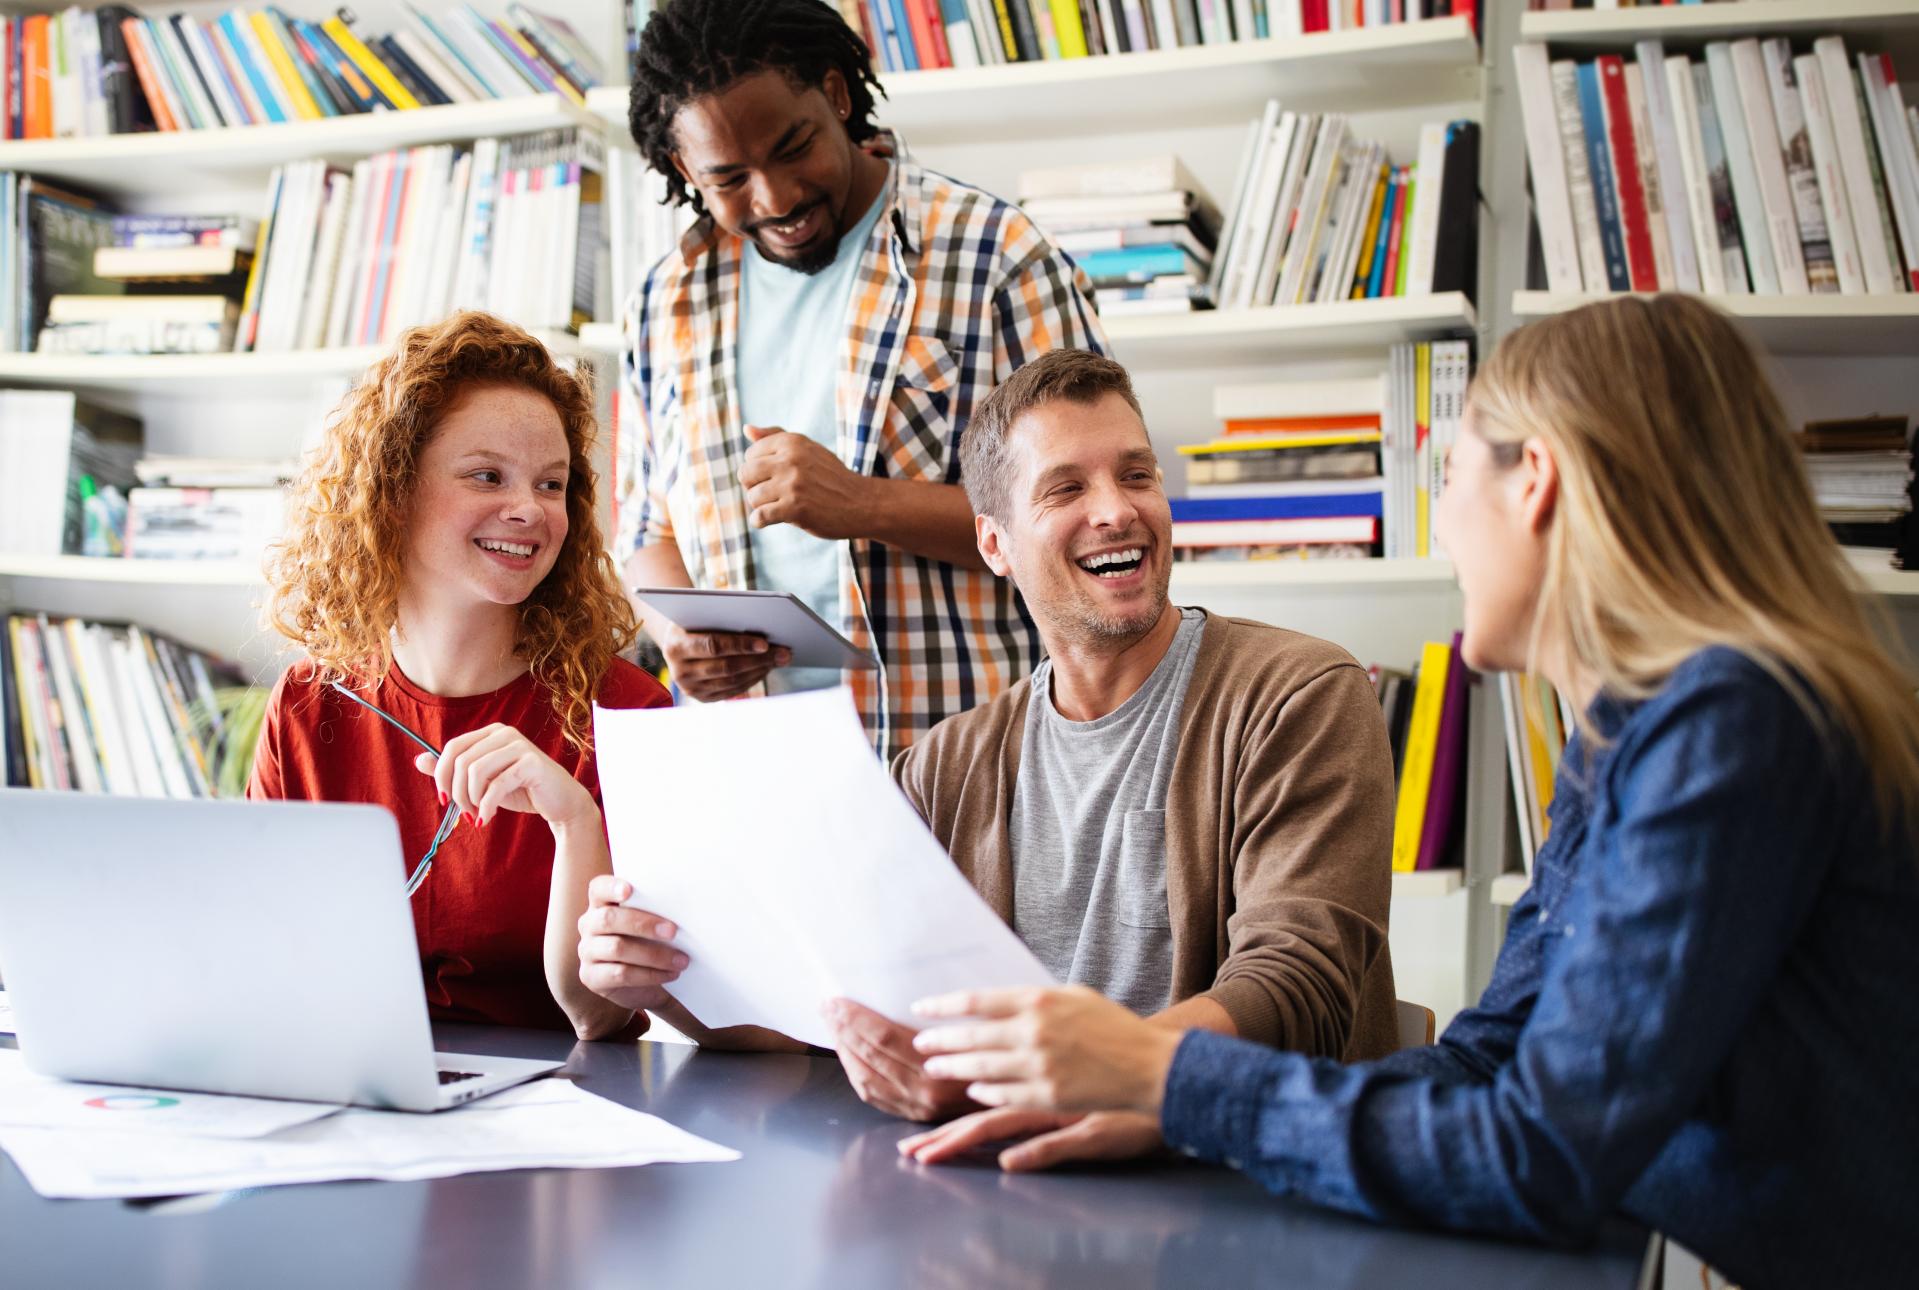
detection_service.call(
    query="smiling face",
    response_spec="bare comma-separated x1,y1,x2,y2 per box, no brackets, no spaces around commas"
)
402,384,572,613
977,392,1173,651
668,68,875,274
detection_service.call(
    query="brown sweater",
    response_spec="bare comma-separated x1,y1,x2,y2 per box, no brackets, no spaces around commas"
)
892,610,1398,1061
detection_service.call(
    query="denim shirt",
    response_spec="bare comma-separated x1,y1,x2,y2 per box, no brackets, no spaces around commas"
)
1160,647,1919,1290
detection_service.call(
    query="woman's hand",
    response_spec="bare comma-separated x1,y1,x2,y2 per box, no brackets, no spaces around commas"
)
911,986,1184,1116
413,722,595,832
575,874,688,1014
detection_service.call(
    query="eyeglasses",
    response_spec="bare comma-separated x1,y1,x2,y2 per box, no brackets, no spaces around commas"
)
328,682,460,897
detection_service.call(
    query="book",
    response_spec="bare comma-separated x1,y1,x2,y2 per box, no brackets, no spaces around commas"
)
1169,491,1382,523
1170,516,1377,547
1761,38,1839,294
1414,632,1472,872
1515,49,1585,291
1576,59,1631,292
1391,639,1451,873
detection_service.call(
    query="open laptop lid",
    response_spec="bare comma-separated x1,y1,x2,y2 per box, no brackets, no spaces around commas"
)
0,791,445,1111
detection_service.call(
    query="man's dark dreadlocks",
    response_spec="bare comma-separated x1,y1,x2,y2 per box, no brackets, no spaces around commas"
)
629,0,887,213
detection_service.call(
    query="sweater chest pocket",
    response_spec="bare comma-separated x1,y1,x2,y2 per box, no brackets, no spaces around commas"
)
1114,809,1171,930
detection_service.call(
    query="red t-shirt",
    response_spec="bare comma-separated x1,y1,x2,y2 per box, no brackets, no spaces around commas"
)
248,657,670,1030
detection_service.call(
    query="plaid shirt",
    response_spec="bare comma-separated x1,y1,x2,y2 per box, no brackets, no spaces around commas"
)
616,134,1107,758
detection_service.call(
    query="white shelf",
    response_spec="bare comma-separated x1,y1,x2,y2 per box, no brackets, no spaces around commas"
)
1107,293,1477,365
1845,553,1919,598
0,95,591,200
0,556,261,587
1171,557,1456,591
1489,873,1529,908
1520,1,1919,65
578,297,1475,368
577,321,621,355
1510,291,1919,357
587,19,1483,144
0,331,585,395
1394,869,1464,899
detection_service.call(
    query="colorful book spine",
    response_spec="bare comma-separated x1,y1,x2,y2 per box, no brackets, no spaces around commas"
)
249,11,322,119
1577,59,1632,291
1391,639,1452,873
218,13,287,124
322,13,421,111
1598,54,1659,291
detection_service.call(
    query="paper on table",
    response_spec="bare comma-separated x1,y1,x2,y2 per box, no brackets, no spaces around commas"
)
0,1049,338,1138
0,1077,739,1199
595,688,1056,1049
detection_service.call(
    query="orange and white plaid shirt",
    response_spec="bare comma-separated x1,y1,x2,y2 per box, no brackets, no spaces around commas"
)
616,134,1107,758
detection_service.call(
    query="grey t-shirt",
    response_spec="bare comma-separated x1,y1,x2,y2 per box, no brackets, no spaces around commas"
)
1010,608,1206,1016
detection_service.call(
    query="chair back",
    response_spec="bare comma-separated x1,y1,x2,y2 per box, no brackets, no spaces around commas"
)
1394,999,1436,1050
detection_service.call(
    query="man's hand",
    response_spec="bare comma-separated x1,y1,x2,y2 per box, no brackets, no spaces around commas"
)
740,425,874,539
576,875,689,1013
657,623,791,702
897,1108,1165,1172
824,998,974,1122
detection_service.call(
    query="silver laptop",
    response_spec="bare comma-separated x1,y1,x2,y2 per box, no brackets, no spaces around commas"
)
0,790,560,1111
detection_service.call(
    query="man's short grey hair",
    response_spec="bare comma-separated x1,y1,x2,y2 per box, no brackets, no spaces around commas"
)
961,349,1143,520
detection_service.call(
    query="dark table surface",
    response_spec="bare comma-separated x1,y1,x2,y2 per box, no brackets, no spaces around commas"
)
0,1025,1651,1289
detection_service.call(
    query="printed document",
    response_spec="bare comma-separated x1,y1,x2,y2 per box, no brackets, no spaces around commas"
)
0,1072,739,1200
0,1050,335,1138
595,688,1055,1049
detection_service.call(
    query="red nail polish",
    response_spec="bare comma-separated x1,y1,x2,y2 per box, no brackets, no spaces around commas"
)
462,812,474,829
438,790,448,807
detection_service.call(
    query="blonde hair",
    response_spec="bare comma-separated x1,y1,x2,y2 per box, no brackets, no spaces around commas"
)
264,311,639,752
1469,293,1919,837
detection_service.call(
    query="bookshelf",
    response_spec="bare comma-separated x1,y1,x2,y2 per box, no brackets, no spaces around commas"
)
0,334,588,395
1518,1,1919,65
1170,557,1456,591
0,94,594,199
1509,292,1919,358
1105,294,1477,364
1489,872,1529,908
9,1,1912,1024
0,555,261,586
588,16,1483,144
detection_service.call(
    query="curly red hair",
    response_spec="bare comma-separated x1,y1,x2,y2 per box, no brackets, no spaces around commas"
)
264,311,639,752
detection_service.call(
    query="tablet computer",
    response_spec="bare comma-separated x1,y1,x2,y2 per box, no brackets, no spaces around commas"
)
633,587,878,671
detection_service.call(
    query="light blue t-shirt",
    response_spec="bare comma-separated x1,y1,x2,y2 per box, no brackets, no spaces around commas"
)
737,169,890,694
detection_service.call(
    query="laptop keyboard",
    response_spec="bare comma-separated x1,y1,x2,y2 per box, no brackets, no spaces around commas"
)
438,1069,483,1085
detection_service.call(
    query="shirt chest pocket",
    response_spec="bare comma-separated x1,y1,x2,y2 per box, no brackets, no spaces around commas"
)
1113,809,1172,931
883,335,961,479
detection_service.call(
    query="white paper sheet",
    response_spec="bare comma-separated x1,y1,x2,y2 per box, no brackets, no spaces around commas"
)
595,688,1056,1049
0,1050,338,1138
0,1076,739,1199
0,990,14,1035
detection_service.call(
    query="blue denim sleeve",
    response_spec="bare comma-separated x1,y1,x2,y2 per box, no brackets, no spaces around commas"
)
1159,662,1833,1241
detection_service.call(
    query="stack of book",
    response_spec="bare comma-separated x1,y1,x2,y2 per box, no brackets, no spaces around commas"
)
826,1,1481,74
238,126,603,350
0,389,140,558
1,176,119,352
125,455,294,562
1500,670,1573,879
1019,156,1218,316
1383,337,1470,560
1171,375,1384,559
1376,632,1474,875
1799,414,1915,570
0,4,603,138
39,215,257,355
2,613,244,796
1514,36,1919,297
1210,102,1481,309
